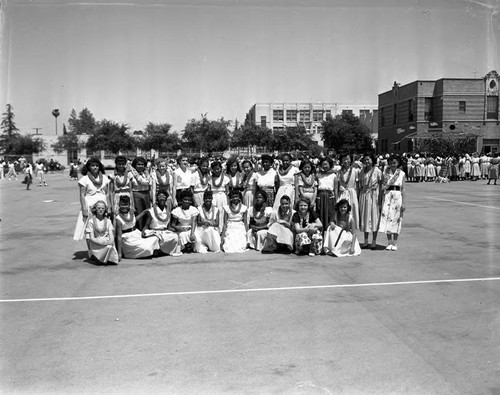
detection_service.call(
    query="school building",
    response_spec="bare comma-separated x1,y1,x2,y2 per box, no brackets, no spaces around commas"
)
247,102,378,146
378,70,500,154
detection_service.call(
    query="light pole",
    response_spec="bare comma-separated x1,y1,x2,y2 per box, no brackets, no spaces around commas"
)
52,109,60,135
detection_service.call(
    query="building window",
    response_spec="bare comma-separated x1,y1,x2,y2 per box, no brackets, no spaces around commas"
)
487,96,499,119
260,116,266,128
286,110,297,122
424,98,433,121
342,109,353,116
393,104,398,124
459,101,466,113
299,110,310,122
380,107,385,126
273,126,284,132
325,110,332,119
312,110,323,122
273,110,284,122
408,99,414,122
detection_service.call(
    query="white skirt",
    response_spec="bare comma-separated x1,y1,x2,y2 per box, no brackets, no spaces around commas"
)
223,222,248,253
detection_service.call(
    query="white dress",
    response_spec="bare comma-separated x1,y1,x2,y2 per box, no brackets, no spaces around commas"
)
116,213,158,259
378,169,405,235
337,167,360,230
222,204,248,253
144,205,179,255
85,216,119,263
171,206,199,248
262,208,295,252
195,205,221,253
273,166,299,211
73,174,112,240
247,206,273,251
211,174,230,230
323,214,361,257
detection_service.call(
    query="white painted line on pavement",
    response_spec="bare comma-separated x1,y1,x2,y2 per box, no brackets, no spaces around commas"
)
427,196,500,210
1,277,500,303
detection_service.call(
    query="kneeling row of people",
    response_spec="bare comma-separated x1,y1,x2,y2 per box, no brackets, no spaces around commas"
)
85,188,360,264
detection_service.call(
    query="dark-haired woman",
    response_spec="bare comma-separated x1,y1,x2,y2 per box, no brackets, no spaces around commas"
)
111,156,134,216
296,160,317,208
73,158,112,241
247,189,273,251
129,157,152,230
115,195,158,259
292,197,323,256
273,153,299,211
359,154,382,249
240,159,258,212
337,154,360,230
221,190,249,253
226,156,243,194
194,190,221,253
256,154,278,207
210,161,230,230
323,199,361,257
191,157,211,207
262,194,295,253
171,190,199,253
378,156,406,251
151,160,173,205
142,190,181,256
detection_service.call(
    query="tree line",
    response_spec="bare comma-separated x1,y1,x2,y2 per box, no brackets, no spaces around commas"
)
0,105,375,158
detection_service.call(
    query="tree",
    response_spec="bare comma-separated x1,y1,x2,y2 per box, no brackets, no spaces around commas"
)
86,119,135,154
322,113,374,155
269,125,318,152
0,104,20,154
182,115,231,153
68,107,97,135
138,122,181,153
51,131,85,154
232,123,273,148
10,134,46,155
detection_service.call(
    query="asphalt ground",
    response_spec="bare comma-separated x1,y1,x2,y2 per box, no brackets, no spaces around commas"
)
0,172,499,395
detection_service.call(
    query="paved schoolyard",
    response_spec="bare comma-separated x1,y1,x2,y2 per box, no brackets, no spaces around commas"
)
1,172,499,394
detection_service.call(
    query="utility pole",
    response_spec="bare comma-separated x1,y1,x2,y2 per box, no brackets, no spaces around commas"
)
32,128,42,135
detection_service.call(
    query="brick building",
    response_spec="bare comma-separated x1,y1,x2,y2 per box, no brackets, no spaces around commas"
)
247,102,378,146
378,70,500,154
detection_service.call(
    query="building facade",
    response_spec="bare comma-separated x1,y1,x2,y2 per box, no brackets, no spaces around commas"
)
247,102,378,146
378,70,500,154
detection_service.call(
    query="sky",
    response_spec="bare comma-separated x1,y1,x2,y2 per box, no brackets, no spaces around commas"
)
1,0,499,136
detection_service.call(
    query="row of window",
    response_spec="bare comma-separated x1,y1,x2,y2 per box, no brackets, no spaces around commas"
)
271,109,333,123
380,96,499,126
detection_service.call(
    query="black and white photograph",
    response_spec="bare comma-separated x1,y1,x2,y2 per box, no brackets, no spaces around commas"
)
1,0,499,393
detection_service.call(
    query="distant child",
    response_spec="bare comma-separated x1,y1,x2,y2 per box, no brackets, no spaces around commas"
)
323,199,361,257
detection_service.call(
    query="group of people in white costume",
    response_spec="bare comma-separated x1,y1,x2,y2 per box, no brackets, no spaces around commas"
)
73,151,407,264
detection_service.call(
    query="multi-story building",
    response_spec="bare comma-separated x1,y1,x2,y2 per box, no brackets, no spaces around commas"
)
378,70,500,154
247,102,378,146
